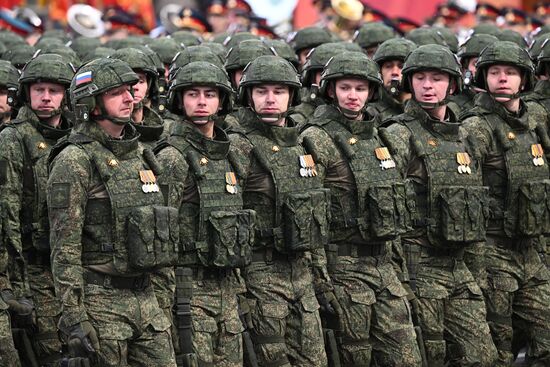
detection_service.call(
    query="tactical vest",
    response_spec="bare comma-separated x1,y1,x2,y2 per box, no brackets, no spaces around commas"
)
404,118,489,247
59,134,179,273
312,119,415,243
478,113,550,238
246,127,330,253
7,120,64,252
160,132,255,268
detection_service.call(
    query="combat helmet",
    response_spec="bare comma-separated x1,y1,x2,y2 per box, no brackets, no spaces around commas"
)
405,27,448,48
288,26,332,53
169,45,225,81
237,55,301,120
70,58,138,124
110,47,159,109
19,53,75,118
0,60,20,115
301,42,349,88
225,39,275,88
319,51,382,118
373,38,417,96
457,33,499,86
537,38,550,76
168,61,233,121
352,22,395,50
401,44,462,108
474,40,534,97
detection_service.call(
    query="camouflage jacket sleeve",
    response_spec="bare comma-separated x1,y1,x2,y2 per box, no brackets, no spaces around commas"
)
381,123,414,177
0,127,29,296
47,145,92,330
461,116,493,159
228,132,254,181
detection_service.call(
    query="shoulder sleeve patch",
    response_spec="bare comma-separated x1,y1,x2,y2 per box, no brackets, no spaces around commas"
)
49,183,71,209
0,160,7,185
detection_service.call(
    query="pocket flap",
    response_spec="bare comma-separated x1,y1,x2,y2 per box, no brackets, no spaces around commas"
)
300,294,320,313
417,286,448,299
224,317,245,335
490,275,519,292
385,281,408,298
259,302,289,319
193,316,218,333
349,290,375,306
98,322,133,340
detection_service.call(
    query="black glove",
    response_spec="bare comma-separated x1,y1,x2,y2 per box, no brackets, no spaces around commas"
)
317,291,342,316
66,321,100,360
1,289,34,326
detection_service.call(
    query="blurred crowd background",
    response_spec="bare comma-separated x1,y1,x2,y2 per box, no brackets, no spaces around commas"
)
0,0,548,47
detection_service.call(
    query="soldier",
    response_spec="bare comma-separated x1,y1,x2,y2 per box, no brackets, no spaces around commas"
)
300,51,422,367
452,33,500,111
370,38,418,123
291,42,349,126
48,58,177,367
287,26,332,69
110,48,168,149
0,60,19,124
461,41,550,366
383,44,498,367
0,53,75,366
155,61,249,367
352,22,396,58
228,55,329,366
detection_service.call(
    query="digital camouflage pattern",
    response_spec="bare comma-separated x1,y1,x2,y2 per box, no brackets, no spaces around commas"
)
48,121,176,367
301,103,422,367
384,100,497,366
352,22,396,51
462,90,550,366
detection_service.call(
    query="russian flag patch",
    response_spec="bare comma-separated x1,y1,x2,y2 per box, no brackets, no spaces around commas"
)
75,71,92,86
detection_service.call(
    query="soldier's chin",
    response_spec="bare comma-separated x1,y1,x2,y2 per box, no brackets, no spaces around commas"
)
192,118,209,125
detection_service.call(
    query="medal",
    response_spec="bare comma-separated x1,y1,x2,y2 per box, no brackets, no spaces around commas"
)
456,152,472,174
531,144,545,167
299,154,316,178
375,147,395,170
225,172,238,194
139,170,159,193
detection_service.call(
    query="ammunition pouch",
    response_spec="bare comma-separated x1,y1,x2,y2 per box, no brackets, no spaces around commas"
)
516,179,550,237
278,189,331,253
437,186,489,243
366,181,416,240
127,205,180,271
196,209,256,268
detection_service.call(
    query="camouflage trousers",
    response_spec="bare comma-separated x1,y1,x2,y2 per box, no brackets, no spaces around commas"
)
243,251,327,367
484,236,550,366
326,243,422,367
82,270,176,367
404,242,497,367
187,268,244,367
28,264,63,365
0,304,21,367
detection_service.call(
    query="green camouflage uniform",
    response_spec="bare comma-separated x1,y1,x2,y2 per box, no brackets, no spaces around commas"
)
155,61,246,367
48,58,176,367
385,45,497,367
301,51,422,367
229,55,328,367
0,53,75,366
461,41,550,366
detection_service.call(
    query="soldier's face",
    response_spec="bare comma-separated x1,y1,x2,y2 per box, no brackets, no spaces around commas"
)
182,86,220,124
251,84,290,124
97,85,134,119
0,88,11,115
329,78,370,113
411,71,452,105
29,82,64,113
299,48,312,68
132,72,149,104
466,57,478,75
485,64,523,101
381,60,404,87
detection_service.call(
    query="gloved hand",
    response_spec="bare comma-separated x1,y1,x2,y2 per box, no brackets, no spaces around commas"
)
1,289,35,327
60,357,91,367
317,291,342,316
66,321,100,359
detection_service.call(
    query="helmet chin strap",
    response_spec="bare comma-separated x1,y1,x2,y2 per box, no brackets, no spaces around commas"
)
332,99,364,120
188,114,218,124
32,107,63,120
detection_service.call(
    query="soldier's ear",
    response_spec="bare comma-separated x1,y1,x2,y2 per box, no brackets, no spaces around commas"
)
327,83,335,99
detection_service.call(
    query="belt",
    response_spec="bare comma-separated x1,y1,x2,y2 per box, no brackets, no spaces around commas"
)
83,270,150,290
404,243,464,260
336,243,385,257
23,250,50,266
190,267,227,281
251,249,295,263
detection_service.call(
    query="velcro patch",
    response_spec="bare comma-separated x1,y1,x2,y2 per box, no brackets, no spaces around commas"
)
0,160,7,185
49,183,71,209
